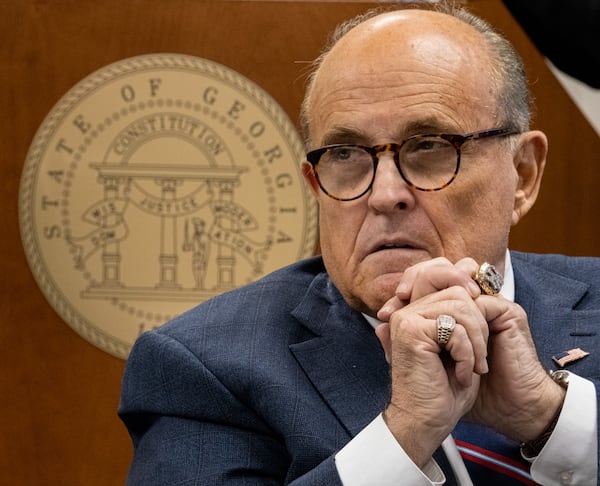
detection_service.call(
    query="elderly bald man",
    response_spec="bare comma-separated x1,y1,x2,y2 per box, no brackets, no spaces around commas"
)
120,4,599,485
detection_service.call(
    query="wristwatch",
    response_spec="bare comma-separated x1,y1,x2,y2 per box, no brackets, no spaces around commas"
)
549,369,570,389
520,370,569,458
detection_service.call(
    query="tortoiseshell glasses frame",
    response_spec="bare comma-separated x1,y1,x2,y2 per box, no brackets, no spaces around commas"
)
306,127,520,201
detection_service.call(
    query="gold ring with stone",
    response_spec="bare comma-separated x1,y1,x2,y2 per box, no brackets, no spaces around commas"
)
474,262,503,296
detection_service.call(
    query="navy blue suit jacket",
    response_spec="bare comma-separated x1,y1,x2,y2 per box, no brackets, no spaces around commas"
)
119,251,600,484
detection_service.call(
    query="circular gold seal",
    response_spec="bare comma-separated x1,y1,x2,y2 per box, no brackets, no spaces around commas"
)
19,54,317,359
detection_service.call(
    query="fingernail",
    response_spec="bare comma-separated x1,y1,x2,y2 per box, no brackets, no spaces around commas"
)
378,306,391,318
396,282,409,296
479,358,489,374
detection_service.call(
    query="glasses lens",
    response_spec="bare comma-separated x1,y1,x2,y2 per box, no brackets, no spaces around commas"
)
400,136,458,190
315,146,373,200
312,137,460,199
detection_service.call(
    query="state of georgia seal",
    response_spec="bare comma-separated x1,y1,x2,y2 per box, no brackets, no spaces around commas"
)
19,54,318,359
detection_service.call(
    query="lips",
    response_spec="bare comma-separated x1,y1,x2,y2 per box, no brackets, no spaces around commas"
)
377,242,414,251
367,238,420,255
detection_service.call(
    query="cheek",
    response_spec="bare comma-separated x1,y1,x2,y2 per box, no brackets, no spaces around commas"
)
318,202,362,258
437,167,516,259
317,201,370,302
453,155,517,216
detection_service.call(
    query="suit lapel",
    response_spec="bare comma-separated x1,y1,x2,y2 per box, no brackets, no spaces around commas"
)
512,253,599,373
289,272,390,437
288,270,461,484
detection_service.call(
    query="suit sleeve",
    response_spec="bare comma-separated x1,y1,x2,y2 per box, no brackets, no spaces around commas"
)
118,331,343,485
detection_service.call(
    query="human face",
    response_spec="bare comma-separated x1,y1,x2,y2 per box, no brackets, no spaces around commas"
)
303,11,522,315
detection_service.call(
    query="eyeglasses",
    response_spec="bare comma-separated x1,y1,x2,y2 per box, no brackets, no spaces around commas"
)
306,127,519,201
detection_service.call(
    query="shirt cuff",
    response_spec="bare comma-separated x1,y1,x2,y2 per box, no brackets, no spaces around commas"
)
529,372,598,485
335,413,445,486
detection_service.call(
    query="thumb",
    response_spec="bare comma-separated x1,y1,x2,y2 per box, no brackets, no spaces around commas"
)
375,322,391,363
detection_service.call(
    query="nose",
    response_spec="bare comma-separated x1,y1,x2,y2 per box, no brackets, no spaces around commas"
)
367,152,416,212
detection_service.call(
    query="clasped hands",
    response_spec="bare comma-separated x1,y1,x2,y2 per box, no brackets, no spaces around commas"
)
374,257,566,467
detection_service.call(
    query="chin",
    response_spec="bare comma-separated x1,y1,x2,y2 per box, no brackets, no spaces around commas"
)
364,249,430,272
353,274,402,316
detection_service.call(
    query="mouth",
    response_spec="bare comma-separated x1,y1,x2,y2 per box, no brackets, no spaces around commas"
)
368,239,421,255
376,243,415,251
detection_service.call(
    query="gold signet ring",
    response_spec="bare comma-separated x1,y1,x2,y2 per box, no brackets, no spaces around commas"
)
474,262,503,296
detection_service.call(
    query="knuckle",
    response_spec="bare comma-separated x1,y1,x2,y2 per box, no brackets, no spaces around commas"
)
449,298,474,316
451,323,468,341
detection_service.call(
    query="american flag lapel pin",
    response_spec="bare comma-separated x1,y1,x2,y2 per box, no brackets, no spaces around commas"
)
552,348,590,367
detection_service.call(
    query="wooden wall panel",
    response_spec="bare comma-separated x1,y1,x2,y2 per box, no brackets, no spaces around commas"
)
2,1,598,484
466,1,600,256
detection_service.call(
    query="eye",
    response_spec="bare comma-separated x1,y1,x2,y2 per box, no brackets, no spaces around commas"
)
411,138,449,153
327,146,360,162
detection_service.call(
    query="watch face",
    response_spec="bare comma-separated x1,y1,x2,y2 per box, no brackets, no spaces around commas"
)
550,370,570,387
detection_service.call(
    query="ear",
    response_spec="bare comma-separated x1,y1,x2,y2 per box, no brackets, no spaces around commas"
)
511,130,548,226
302,161,321,197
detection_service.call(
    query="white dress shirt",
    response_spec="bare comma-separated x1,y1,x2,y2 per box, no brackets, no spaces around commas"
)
335,252,598,485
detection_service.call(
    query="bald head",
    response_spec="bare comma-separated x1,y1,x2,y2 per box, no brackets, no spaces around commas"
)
301,5,530,146
321,9,483,65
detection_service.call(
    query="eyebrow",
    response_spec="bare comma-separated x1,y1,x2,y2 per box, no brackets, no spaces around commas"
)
319,119,461,147
404,119,457,135
320,127,368,147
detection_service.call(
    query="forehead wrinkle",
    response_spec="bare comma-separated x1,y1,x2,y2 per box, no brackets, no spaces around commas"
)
312,69,495,142
308,25,499,145
313,60,486,109
319,109,469,149
307,11,499,133
314,91,482,142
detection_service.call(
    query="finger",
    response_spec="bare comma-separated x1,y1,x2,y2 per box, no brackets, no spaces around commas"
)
375,322,391,363
377,295,406,321
454,257,481,284
430,290,490,375
474,295,535,361
386,287,489,376
378,258,482,320
394,257,481,304
442,323,477,387
474,294,523,333
454,299,489,375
